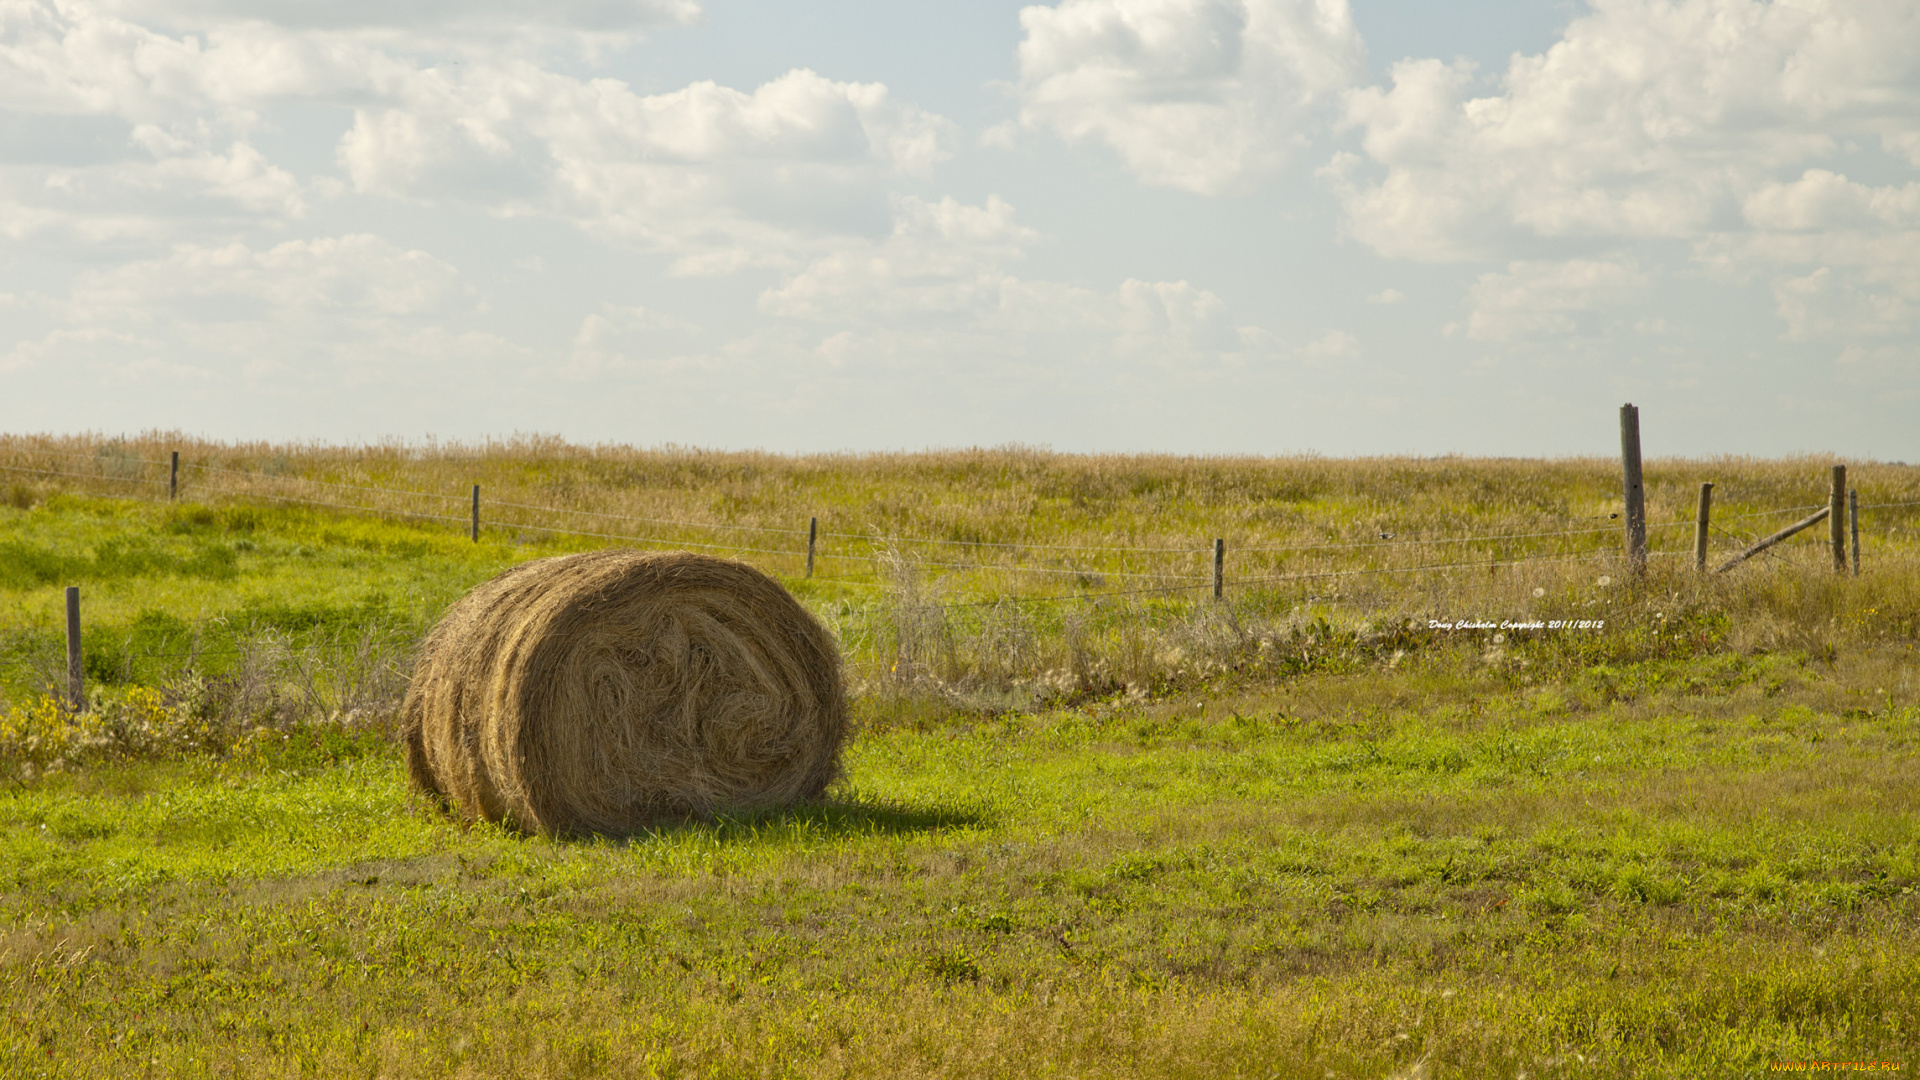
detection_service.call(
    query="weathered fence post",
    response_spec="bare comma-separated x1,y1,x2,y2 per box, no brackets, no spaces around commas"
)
471,485,480,543
1694,481,1713,573
1829,466,1847,574
1849,488,1860,577
806,517,818,578
1213,538,1225,601
1620,404,1647,577
169,451,179,501
1715,507,1831,573
65,586,83,713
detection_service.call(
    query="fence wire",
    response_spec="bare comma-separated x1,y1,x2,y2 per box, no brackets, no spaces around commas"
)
5,452,1909,613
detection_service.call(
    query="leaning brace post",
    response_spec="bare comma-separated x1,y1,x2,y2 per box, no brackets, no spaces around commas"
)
1829,466,1847,574
169,451,179,501
1213,538,1225,601
806,517,818,578
471,485,480,543
1715,507,1829,573
1620,404,1647,577
65,586,83,713
1850,489,1860,577
1693,481,1713,573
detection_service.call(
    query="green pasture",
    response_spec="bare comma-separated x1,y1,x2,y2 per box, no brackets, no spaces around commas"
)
4,663,1918,1077
1,450,1917,1077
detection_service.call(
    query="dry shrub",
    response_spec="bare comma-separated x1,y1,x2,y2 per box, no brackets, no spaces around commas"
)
402,550,846,836
874,545,951,681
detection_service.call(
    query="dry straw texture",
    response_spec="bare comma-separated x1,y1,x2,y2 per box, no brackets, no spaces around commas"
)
402,550,845,836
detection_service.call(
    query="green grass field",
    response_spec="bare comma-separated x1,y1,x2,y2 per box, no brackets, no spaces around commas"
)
2,439,1917,1077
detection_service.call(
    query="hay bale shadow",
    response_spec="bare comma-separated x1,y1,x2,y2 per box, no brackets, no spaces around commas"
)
616,794,990,845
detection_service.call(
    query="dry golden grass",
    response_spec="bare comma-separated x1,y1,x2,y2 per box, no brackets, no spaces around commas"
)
6,432,1915,589
3,435,1919,1076
5,431,1917,725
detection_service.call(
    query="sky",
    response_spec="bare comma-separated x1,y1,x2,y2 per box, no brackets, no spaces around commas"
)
2,0,1917,458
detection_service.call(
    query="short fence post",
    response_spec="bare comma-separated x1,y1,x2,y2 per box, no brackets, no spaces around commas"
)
169,451,179,501
65,586,83,713
1693,481,1713,573
1829,466,1847,574
1213,538,1225,601
471,485,480,543
806,517,818,578
1620,404,1647,577
1850,488,1860,577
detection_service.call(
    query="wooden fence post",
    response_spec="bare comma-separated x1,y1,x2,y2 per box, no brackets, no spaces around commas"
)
1829,466,1847,574
1850,488,1860,577
1693,482,1713,573
1715,508,1831,573
471,485,480,543
65,586,83,713
169,451,179,501
807,517,818,578
1213,538,1225,601
1620,404,1647,577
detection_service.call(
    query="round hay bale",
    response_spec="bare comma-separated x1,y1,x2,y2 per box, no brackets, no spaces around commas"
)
402,549,845,836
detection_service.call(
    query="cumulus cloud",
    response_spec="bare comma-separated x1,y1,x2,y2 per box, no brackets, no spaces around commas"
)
5,234,486,392
0,1,407,237
1741,169,1920,231
338,66,952,271
1463,259,1649,342
755,194,1256,370
1325,0,1920,348
9,234,507,423
96,0,700,34
2,1,948,265
62,234,466,321
564,304,702,380
0,139,305,241
757,195,1040,322
1708,234,1920,340
1015,0,1363,194
1329,0,1920,260
1301,329,1357,358
0,2,394,124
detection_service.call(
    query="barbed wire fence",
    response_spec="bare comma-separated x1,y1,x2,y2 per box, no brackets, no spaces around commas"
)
5,444,1915,710
3,451,1909,616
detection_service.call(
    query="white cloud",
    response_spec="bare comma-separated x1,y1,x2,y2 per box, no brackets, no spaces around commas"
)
61,234,467,322
757,195,1038,322
0,1,408,238
1301,329,1357,358
339,65,954,271
1327,0,1920,348
754,195,1256,372
1700,169,1920,339
564,304,702,380
1330,0,1920,260
1742,169,1920,230
0,139,305,241
1015,0,1363,194
1464,258,1649,342
1116,278,1237,357
3,2,947,266
97,0,701,34
1886,131,1920,168
1757,245,1920,339
0,2,392,124
5,234,495,393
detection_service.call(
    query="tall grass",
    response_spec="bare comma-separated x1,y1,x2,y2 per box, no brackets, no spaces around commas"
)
3,432,1916,735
